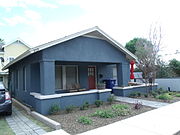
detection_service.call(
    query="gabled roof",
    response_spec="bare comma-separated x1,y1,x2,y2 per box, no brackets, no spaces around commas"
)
3,26,137,70
2,38,31,48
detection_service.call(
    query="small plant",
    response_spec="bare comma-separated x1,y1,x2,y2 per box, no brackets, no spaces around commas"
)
144,94,148,98
134,101,143,109
112,104,130,116
66,105,75,113
155,88,168,95
112,104,129,110
129,92,137,98
49,104,60,115
78,116,92,125
157,93,173,101
137,92,141,97
129,92,142,98
80,102,89,110
107,94,116,104
175,93,180,97
150,91,158,98
92,110,115,118
94,100,103,107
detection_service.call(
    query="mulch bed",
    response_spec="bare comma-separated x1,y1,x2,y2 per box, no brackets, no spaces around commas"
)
47,101,153,135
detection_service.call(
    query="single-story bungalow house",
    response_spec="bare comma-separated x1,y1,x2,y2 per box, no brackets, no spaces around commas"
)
3,26,137,114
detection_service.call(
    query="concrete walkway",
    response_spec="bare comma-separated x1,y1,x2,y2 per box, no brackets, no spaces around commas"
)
6,106,47,135
116,96,169,108
80,101,180,135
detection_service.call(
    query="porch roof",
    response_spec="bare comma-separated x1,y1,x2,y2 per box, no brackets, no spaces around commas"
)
3,26,137,70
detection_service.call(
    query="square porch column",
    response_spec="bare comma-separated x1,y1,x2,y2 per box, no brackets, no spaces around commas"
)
40,60,55,95
117,63,130,87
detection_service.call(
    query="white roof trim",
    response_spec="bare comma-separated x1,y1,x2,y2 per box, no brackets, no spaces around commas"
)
3,26,137,70
2,38,31,48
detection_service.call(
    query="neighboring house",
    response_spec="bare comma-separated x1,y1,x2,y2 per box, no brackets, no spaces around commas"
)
3,26,137,114
134,72,144,83
155,78,180,91
0,39,30,87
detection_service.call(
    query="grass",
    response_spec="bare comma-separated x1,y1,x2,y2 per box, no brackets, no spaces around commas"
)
0,116,15,135
175,93,180,97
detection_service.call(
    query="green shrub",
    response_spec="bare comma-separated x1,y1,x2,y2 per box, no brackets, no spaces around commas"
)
151,91,158,98
92,110,115,118
175,93,180,97
49,104,60,115
107,94,116,104
129,92,142,98
78,116,92,125
157,93,173,100
112,104,129,110
155,88,168,95
94,100,103,107
144,94,148,98
112,104,130,116
137,92,142,97
66,105,75,113
80,102,89,110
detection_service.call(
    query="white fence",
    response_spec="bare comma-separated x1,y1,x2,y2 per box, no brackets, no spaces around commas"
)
155,78,180,91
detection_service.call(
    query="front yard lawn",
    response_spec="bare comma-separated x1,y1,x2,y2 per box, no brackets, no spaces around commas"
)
0,116,15,135
48,101,153,135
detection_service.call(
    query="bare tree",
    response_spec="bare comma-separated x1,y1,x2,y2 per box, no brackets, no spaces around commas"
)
135,25,162,87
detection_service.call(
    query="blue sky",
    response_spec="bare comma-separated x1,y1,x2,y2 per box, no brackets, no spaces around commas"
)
0,0,180,61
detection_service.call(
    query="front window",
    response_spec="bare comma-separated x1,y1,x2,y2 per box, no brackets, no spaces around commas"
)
55,65,78,90
66,66,78,89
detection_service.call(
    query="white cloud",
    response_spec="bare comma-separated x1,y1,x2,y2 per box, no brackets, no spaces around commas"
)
0,0,58,9
24,10,41,20
4,16,27,26
0,22,5,26
3,9,42,26
2,0,180,61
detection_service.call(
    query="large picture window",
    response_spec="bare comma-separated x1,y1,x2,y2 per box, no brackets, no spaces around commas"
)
55,65,78,90
66,66,78,89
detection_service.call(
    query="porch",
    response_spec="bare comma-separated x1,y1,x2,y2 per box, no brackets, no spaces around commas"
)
30,61,130,95
30,89,112,115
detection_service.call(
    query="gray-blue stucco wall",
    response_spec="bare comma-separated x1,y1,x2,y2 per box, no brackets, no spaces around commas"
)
34,91,111,115
42,36,128,63
113,85,158,97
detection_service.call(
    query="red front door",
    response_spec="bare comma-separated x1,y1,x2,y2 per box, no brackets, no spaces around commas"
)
88,67,96,89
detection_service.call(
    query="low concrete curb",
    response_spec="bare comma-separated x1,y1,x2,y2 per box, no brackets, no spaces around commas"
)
31,111,61,130
12,98,31,114
12,98,61,130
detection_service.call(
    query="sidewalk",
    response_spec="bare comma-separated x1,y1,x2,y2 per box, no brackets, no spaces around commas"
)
79,101,180,135
116,96,169,108
6,106,47,135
